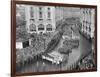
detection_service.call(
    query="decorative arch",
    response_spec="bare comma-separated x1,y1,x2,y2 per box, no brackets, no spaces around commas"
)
29,24,36,31
38,24,44,30
46,24,52,31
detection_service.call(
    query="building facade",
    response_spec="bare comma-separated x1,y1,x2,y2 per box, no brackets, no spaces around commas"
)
55,7,80,22
79,8,95,66
80,8,95,39
25,5,56,34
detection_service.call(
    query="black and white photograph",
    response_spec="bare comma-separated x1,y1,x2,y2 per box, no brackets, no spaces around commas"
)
15,2,97,74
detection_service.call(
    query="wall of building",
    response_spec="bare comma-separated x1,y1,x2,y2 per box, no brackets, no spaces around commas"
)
55,7,81,22
79,8,95,62
25,5,55,34
80,8,95,39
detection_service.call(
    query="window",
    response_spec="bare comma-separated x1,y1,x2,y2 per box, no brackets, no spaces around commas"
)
89,10,91,23
39,7,43,19
47,24,52,31
30,7,34,18
89,10,91,15
38,24,44,30
86,25,87,31
89,25,91,32
48,7,50,10
83,24,84,32
48,12,50,19
86,10,88,14
47,7,51,19
83,10,85,14
29,24,36,31
39,12,42,18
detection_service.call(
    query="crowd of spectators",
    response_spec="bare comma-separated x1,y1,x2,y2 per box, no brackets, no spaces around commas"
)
16,32,54,71
77,54,95,70
63,39,79,49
